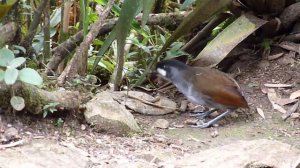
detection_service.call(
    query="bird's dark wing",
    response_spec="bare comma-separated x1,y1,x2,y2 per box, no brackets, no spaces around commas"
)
191,67,248,108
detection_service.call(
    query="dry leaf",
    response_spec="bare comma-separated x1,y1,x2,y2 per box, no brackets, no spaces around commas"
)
275,98,298,106
260,87,268,94
267,89,277,102
256,107,265,119
267,89,287,113
272,103,287,113
290,90,300,99
277,41,300,54
193,13,267,67
267,53,284,60
290,113,300,119
264,83,293,88
282,101,299,121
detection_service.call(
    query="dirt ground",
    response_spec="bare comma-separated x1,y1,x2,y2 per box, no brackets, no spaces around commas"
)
1,51,300,167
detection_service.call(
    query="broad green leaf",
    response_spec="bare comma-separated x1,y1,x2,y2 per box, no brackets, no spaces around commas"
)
12,45,26,54
43,111,48,118
166,42,189,59
10,96,25,111
142,0,155,27
193,13,267,67
0,0,17,19
50,8,62,27
93,0,148,69
98,59,115,73
93,29,117,69
180,0,195,10
79,0,88,35
160,0,232,54
0,70,4,81
95,0,121,16
4,68,18,85
0,48,15,67
19,68,43,86
160,34,166,44
8,57,26,68
114,0,142,88
96,0,148,35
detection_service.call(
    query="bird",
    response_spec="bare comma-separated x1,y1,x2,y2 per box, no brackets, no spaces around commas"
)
155,59,248,128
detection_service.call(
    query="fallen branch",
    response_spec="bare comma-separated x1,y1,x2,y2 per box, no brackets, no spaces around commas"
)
0,22,17,47
282,101,299,121
0,139,25,149
0,82,80,114
57,0,115,85
46,12,188,75
126,94,177,110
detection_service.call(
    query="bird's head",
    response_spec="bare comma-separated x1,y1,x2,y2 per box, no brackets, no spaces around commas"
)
155,59,187,81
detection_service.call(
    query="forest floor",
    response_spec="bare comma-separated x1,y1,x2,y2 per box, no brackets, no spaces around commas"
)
1,52,300,167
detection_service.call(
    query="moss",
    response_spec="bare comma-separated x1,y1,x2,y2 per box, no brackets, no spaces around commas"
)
18,84,45,114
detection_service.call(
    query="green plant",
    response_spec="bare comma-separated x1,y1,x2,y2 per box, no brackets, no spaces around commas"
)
43,102,60,118
0,47,43,111
55,118,64,127
260,38,273,50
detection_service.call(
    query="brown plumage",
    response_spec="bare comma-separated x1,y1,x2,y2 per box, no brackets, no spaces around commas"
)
190,67,248,109
156,59,248,128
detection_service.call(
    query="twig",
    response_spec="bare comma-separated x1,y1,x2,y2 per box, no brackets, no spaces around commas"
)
282,101,299,121
127,94,178,110
0,139,25,149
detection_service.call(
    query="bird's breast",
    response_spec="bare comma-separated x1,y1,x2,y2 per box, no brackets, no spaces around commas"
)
175,83,207,105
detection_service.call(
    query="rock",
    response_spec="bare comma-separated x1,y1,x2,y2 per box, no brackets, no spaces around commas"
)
164,139,300,168
277,54,295,65
3,127,19,142
179,100,188,112
0,139,89,168
290,113,300,119
184,118,198,125
173,124,184,128
258,60,270,68
113,91,176,115
136,153,162,163
210,128,219,138
152,119,170,129
84,91,141,135
137,151,176,164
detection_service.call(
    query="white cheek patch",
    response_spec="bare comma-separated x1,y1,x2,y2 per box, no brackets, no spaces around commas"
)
157,68,167,76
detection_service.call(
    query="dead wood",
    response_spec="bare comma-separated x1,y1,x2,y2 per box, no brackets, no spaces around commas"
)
57,0,115,85
20,0,50,57
0,82,80,114
280,2,300,30
0,22,17,47
46,12,188,76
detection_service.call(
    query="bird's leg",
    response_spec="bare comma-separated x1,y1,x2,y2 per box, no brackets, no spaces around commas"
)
189,108,218,118
191,109,233,128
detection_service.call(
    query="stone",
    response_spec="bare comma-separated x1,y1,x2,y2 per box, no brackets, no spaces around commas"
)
152,119,170,129
258,60,270,68
163,139,300,168
0,139,89,168
3,127,19,142
84,91,141,135
113,91,177,115
277,54,295,65
184,118,198,125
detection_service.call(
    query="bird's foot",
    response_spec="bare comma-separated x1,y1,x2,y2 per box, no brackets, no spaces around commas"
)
190,109,233,129
190,122,212,128
189,111,211,118
189,109,217,119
